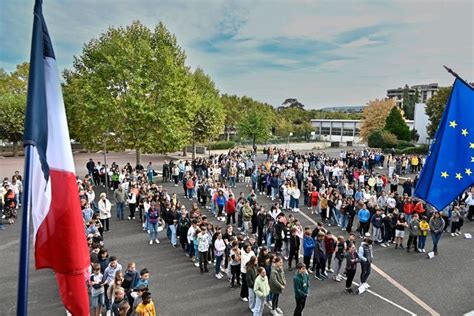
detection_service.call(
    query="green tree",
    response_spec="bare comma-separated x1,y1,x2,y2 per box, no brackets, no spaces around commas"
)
189,68,225,159
0,94,26,156
0,63,29,156
63,21,197,164
238,108,273,147
425,87,452,138
384,107,411,141
221,94,244,141
368,130,398,148
401,84,414,119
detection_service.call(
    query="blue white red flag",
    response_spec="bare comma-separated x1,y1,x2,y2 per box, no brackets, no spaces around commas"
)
23,1,90,314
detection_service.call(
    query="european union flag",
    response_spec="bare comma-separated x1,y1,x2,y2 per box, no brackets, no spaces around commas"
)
414,79,474,210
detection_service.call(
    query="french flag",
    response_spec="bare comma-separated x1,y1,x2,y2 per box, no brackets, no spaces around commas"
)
20,0,90,315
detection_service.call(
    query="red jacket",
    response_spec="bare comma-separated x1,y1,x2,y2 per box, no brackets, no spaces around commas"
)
414,202,425,214
226,199,236,215
403,201,415,215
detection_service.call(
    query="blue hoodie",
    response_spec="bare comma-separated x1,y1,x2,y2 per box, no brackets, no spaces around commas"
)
303,235,315,257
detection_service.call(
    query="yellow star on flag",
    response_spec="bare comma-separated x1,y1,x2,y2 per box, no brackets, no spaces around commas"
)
440,171,449,178
471,156,474,162
449,121,457,128
455,173,462,180
461,129,469,136
466,168,472,176
471,143,474,149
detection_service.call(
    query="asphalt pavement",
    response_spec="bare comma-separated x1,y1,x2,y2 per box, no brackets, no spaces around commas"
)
0,151,473,315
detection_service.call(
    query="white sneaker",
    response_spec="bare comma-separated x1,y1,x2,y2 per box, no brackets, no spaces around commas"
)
194,262,200,267
155,239,160,244
149,240,153,245
276,307,283,314
241,297,248,302
363,282,370,288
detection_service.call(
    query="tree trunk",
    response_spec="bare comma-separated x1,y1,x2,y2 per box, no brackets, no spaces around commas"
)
135,148,141,166
192,136,196,161
252,135,256,148
12,142,18,157
183,146,187,157
226,131,230,141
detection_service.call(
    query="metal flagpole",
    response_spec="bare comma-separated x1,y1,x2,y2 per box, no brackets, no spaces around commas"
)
17,144,33,316
443,65,472,88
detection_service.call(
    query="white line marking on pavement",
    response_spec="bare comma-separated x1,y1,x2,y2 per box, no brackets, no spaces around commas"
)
352,281,416,315
372,264,440,316
296,210,427,316
0,239,19,251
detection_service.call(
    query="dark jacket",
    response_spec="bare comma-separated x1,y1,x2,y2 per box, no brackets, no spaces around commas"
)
246,265,258,289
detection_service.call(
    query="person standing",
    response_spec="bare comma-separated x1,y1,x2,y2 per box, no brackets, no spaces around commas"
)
429,211,445,256
302,228,315,273
358,237,373,291
114,185,126,220
253,267,270,316
147,201,160,245
269,256,286,315
240,243,256,302
406,213,420,252
246,256,258,312
98,192,112,232
293,263,310,316
344,243,359,294
197,225,210,274
288,228,300,271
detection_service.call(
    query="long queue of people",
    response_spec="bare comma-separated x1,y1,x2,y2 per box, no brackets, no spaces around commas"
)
78,147,473,316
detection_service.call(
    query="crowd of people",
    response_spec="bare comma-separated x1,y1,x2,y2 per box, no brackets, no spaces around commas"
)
1,145,472,315
74,146,473,315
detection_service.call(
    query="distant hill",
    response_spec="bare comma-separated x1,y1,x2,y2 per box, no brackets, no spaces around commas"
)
319,105,365,113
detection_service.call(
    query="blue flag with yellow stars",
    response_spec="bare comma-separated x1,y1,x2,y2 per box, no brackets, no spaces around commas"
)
414,79,474,210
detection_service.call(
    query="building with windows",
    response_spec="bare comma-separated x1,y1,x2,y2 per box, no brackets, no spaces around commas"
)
310,119,414,143
387,83,438,107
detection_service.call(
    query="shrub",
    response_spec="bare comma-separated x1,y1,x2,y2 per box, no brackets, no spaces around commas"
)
396,140,414,149
368,130,398,148
208,141,235,150
398,145,429,155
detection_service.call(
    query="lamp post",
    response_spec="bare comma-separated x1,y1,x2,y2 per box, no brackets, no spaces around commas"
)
287,132,293,149
103,132,116,195
310,131,315,142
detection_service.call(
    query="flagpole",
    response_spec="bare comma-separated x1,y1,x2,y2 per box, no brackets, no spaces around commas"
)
443,65,472,88
17,144,33,316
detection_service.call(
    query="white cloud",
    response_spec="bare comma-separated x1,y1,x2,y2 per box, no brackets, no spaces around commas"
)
0,0,472,108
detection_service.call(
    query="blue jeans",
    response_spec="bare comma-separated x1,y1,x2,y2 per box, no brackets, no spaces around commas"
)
148,222,158,241
167,225,172,240
194,243,199,263
248,288,256,311
215,255,223,275
116,202,124,220
271,187,278,200
229,176,236,187
187,188,193,199
431,232,442,252
334,208,341,226
340,214,348,229
266,230,273,247
418,235,427,250
253,295,265,316
169,224,177,246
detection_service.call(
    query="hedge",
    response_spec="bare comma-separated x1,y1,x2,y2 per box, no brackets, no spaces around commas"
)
208,141,236,150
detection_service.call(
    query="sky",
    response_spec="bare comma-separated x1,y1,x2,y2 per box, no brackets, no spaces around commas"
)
0,0,472,108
